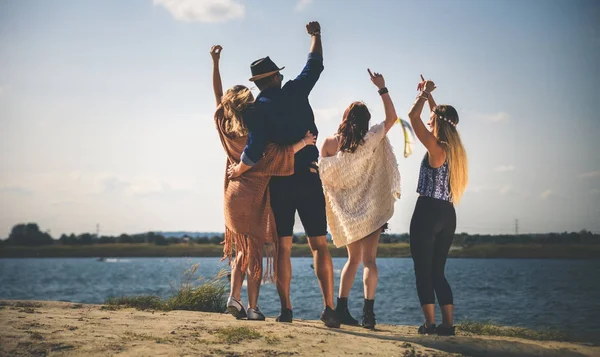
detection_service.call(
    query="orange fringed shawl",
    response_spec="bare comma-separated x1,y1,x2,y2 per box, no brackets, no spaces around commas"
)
214,106,294,281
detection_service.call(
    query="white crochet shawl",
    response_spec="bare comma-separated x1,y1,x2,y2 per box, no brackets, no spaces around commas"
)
319,122,401,247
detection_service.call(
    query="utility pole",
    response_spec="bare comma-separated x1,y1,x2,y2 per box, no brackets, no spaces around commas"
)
96,223,100,239
515,219,519,235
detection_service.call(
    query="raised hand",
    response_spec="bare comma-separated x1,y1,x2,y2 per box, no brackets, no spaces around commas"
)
210,45,222,62
306,21,321,36
368,69,386,90
417,74,436,92
303,131,317,146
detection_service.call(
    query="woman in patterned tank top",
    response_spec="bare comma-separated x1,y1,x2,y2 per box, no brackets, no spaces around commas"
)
407,75,469,336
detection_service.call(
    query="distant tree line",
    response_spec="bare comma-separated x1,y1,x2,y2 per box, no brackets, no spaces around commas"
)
0,223,225,247
1,223,599,247
378,231,600,246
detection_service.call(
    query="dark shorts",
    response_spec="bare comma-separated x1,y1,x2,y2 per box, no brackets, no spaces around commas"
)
269,172,328,238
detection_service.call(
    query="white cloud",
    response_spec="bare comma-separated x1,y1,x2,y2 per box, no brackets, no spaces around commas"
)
469,111,509,123
153,0,245,23
494,165,515,172
313,107,346,123
0,186,33,195
467,186,490,193
580,170,600,179
313,107,344,122
540,189,554,199
295,0,313,11
499,185,512,195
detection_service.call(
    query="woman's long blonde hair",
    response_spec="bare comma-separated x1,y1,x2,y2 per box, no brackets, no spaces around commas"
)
221,85,254,137
433,105,468,203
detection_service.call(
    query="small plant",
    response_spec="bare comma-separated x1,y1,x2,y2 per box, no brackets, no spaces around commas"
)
28,331,43,340
215,327,262,344
104,296,165,311
15,302,42,308
166,264,228,312
264,335,281,345
103,264,228,313
458,320,572,341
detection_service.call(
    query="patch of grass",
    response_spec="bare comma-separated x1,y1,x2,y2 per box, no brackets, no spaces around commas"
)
70,304,83,309
103,264,228,313
167,283,226,312
215,327,262,344
100,305,120,311
264,335,281,345
166,264,227,312
50,344,74,352
15,302,42,308
19,307,36,313
123,332,171,344
104,296,165,311
458,320,572,342
28,331,44,340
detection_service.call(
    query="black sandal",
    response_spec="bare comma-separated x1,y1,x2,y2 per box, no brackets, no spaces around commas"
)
418,323,436,335
436,324,456,336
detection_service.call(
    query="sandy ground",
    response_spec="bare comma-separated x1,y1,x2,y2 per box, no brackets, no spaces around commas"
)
0,301,598,357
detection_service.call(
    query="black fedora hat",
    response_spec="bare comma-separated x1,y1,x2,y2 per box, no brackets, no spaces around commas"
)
249,56,285,82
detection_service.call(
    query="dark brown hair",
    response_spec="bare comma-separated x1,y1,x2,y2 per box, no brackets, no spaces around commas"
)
337,101,371,153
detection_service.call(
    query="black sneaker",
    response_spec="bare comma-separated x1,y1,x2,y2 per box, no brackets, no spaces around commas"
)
320,306,341,328
362,309,376,330
418,323,436,335
276,308,293,323
436,324,455,336
337,307,359,326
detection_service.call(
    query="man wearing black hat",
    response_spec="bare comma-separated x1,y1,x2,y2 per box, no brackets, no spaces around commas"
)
227,21,339,328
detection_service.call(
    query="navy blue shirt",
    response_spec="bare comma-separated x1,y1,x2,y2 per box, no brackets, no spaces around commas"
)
241,52,324,173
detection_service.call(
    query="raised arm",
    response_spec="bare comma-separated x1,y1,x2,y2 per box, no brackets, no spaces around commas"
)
368,69,397,134
408,79,445,161
307,21,322,57
289,21,324,97
418,74,437,111
211,45,223,107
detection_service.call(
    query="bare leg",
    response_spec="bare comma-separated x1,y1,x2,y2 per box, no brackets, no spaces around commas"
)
276,236,293,309
229,250,245,301
338,241,361,298
421,304,436,326
246,251,263,309
308,235,335,309
361,230,381,300
440,304,454,327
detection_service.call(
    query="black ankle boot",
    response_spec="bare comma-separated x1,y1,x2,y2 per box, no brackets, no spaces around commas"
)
362,299,376,329
335,297,359,326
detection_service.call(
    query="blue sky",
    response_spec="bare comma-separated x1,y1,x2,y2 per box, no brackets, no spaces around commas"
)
1,0,599,237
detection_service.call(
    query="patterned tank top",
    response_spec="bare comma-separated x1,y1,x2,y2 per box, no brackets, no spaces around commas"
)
417,154,452,202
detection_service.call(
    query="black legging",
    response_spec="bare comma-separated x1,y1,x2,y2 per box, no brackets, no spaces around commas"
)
410,196,456,306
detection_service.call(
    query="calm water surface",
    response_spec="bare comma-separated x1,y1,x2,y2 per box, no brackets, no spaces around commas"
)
1,257,599,335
